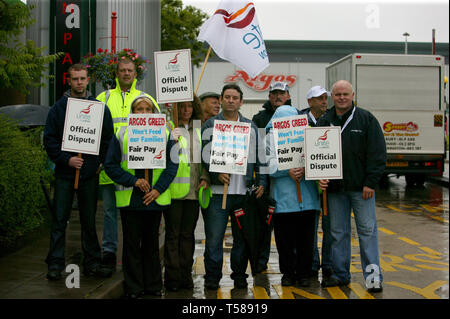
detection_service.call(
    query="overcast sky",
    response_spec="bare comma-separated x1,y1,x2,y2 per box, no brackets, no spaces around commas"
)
184,0,449,43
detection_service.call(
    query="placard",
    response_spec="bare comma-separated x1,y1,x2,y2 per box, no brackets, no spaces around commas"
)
61,98,105,155
304,127,343,180
154,49,193,103
127,113,167,169
272,114,308,170
209,120,251,175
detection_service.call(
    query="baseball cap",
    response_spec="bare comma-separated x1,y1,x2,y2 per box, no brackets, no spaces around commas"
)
199,92,220,101
306,86,330,99
269,82,289,92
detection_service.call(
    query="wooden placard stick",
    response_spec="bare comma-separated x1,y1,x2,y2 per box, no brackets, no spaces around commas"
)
323,189,327,216
194,46,212,95
145,169,149,184
296,181,302,203
74,153,82,189
222,183,229,210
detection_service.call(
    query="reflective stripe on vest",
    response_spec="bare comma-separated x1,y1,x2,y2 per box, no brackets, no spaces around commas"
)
169,127,202,199
114,127,171,208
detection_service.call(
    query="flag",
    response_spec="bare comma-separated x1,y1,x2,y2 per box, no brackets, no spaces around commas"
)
198,0,269,78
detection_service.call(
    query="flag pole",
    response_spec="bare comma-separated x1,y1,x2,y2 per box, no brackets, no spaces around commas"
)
194,46,212,95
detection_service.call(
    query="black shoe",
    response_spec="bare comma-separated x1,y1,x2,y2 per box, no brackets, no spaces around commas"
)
297,278,311,287
367,283,383,293
321,276,349,287
234,279,248,289
46,269,62,281
102,251,117,272
281,275,296,287
165,285,179,292
83,265,113,278
205,281,219,290
144,290,162,296
123,291,143,299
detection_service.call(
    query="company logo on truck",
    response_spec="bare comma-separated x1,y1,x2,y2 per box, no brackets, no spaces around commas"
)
383,121,418,133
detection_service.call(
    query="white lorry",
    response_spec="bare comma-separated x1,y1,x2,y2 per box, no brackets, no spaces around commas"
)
326,53,446,186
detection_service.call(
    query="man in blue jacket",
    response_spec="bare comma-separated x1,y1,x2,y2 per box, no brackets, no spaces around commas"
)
318,80,386,293
43,64,114,280
201,84,267,290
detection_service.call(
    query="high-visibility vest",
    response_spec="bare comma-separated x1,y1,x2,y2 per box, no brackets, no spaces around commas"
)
168,121,202,199
97,78,160,185
114,126,171,208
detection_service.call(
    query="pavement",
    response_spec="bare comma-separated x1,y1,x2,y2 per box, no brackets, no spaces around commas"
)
0,153,448,299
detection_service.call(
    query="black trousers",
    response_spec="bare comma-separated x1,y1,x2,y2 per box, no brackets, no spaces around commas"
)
46,176,101,271
273,210,317,280
163,199,200,287
120,209,162,295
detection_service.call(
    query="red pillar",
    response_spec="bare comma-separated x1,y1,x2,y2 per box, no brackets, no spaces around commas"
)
111,12,117,53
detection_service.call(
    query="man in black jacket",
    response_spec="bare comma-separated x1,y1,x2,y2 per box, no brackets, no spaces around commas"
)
252,81,291,129
317,80,386,293
43,64,114,280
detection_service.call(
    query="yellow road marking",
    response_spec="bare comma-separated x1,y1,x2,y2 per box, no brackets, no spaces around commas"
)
386,280,448,299
217,287,231,299
273,285,325,299
348,283,375,299
397,237,420,246
326,286,348,299
379,227,396,235
419,246,442,256
252,286,270,299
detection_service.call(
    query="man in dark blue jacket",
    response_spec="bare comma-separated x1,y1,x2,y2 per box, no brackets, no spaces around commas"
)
317,80,386,293
201,84,267,290
43,64,114,280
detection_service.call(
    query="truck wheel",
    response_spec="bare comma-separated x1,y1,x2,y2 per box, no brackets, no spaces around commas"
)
405,174,426,187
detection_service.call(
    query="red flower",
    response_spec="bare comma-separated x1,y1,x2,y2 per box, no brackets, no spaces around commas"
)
97,48,103,53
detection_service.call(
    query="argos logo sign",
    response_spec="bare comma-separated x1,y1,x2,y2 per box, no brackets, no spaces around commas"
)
225,70,297,92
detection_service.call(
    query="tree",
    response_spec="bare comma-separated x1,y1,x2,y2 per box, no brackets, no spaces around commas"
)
0,0,62,95
161,0,210,67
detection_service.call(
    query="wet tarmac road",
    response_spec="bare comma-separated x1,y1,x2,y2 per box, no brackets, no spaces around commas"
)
142,176,449,300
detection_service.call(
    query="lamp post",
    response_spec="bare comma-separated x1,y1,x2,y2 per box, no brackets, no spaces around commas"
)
403,32,410,54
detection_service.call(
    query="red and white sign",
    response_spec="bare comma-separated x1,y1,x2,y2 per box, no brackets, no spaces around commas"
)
304,127,343,180
272,114,308,170
127,114,167,169
209,120,251,175
61,98,105,155
154,49,193,104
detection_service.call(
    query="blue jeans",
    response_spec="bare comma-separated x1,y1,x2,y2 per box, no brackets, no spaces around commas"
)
45,176,101,271
327,191,383,285
312,210,332,272
100,184,118,254
203,194,249,284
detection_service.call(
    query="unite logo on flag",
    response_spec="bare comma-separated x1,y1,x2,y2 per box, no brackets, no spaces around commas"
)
198,0,269,78
215,2,255,29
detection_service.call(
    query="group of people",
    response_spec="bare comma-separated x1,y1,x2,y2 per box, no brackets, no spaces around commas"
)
43,56,386,299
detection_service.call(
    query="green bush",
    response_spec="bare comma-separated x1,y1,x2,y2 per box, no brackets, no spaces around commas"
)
0,115,51,248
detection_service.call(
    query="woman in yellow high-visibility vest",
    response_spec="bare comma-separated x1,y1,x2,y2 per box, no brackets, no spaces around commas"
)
164,94,210,291
104,96,178,299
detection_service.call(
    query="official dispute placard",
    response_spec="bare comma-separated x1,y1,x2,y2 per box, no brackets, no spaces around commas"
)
61,98,105,155
304,127,343,180
154,49,193,104
127,114,167,169
209,120,251,176
272,114,308,170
